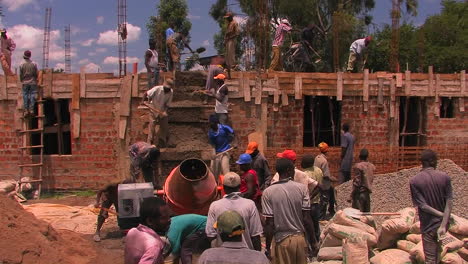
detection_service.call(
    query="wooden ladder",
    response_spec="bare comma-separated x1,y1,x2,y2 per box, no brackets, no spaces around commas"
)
18,86,45,198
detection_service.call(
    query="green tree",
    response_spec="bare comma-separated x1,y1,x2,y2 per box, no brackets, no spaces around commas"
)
146,0,192,63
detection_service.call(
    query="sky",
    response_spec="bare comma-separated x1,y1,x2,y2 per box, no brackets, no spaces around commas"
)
0,0,444,75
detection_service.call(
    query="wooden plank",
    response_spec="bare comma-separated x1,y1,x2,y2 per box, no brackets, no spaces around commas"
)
71,74,80,110
390,77,396,102
390,100,395,118
363,69,369,101
435,74,440,117
132,73,139,98
428,66,434,97
337,72,343,101
405,70,411,95
120,75,132,117
255,77,262,105
396,73,403,88
72,111,81,139
281,90,289,106
45,69,53,97
294,76,302,100
377,78,384,105
460,70,466,112
80,67,86,98
273,89,279,104
119,117,127,140
243,76,251,102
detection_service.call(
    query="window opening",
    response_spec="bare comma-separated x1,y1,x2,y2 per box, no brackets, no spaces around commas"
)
439,97,454,118
303,96,341,147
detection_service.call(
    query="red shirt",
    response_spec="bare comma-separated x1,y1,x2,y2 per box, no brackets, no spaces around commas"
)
240,169,262,202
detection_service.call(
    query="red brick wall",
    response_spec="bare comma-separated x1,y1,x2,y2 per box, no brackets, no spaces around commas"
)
0,101,20,180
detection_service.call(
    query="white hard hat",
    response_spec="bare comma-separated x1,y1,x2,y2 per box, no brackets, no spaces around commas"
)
281,19,290,25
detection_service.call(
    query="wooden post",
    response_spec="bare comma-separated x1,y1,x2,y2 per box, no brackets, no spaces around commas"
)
80,67,86,98
255,77,262,105
390,78,396,118
405,70,411,95
281,91,289,106
428,66,433,97
337,72,343,101
460,70,465,112
363,69,369,112
43,69,53,98
294,76,302,100
243,76,251,102
132,73,140,98
435,74,440,117
119,75,132,139
71,74,81,139
377,78,384,106
273,74,279,111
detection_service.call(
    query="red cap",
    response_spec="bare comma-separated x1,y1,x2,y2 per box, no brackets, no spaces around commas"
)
276,149,297,161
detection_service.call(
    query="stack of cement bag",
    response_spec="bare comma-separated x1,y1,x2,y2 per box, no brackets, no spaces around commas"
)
316,207,468,264
375,207,468,264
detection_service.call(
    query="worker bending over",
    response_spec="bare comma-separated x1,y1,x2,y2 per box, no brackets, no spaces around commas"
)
347,36,371,72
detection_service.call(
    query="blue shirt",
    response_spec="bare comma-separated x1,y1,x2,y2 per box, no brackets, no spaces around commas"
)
166,214,207,256
166,28,175,39
209,124,234,153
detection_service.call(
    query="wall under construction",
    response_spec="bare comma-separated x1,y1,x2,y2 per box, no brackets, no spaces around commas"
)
0,69,466,190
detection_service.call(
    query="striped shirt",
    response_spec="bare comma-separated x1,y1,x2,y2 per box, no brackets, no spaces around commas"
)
19,59,38,85
272,23,292,46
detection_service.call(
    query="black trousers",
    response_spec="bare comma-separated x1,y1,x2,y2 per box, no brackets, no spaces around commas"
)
180,230,211,264
310,203,321,242
352,190,371,212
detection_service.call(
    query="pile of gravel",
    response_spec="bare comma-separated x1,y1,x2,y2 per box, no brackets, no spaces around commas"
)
336,159,468,218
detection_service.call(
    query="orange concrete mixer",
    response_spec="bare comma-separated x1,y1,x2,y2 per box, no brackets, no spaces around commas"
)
161,158,221,215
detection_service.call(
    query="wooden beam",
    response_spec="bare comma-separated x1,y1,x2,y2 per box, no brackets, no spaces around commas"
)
72,111,81,139
71,74,80,110
390,78,396,118
294,76,302,100
377,78,384,105
281,91,289,106
428,66,433,97
119,117,127,140
396,73,403,88
44,69,53,98
435,74,440,117
120,75,132,117
405,70,411,95
460,70,466,112
132,73,140,98
80,67,86,98
337,72,343,101
243,76,251,102
255,77,262,105
363,69,369,112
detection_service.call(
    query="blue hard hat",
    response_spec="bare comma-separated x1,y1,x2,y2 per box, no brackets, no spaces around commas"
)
236,153,252,164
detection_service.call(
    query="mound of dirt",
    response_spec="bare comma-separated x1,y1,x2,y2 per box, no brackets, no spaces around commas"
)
0,194,119,264
336,159,468,218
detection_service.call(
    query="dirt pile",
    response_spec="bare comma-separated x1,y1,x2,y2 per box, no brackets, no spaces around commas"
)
335,159,468,218
0,194,119,264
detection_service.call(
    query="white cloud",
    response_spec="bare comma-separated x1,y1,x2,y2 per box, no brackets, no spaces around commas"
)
103,56,140,65
96,47,107,53
3,0,37,11
202,40,210,47
7,24,78,72
78,59,90,65
70,25,86,36
96,16,105,25
81,39,95,47
188,14,201,20
83,63,100,73
97,23,141,45
54,63,65,70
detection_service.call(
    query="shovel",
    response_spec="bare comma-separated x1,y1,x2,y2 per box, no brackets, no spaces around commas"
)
343,207,401,219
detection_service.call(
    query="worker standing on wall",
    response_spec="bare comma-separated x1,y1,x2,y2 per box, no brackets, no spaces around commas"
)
19,50,38,117
208,114,234,179
269,19,292,71
346,36,371,73
0,28,16,76
145,39,160,88
128,141,160,184
166,32,193,73
224,12,239,79
142,79,174,148
203,57,224,104
348,148,376,212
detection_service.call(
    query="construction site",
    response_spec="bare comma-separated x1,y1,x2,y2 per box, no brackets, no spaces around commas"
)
0,0,467,264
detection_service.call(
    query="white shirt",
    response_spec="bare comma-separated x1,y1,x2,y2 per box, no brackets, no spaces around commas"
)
146,85,173,113
350,38,367,54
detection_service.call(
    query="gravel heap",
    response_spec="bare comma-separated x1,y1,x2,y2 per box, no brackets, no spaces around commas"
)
336,159,468,218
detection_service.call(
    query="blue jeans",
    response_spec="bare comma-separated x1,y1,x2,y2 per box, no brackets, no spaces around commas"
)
147,69,160,88
22,84,37,111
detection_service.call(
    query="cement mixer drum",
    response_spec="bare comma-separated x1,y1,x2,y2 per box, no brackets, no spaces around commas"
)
164,158,219,215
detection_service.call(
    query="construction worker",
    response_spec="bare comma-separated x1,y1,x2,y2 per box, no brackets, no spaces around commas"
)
269,19,292,71
208,114,234,180
19,50,38,117
93,178,135,242
301,154,323,243
142,78,174,148
0,28,16,76
347,36,372,72
145,39,160,88
128,141,160,184
410,149,453,264
348,148,376,212
245,142,271,190
124,197,171,264
236,153,262,206
209,73,229,125
166,32,193,73
224,12,239,79
314,142,335,219
200,210,269,264
203,56,225,104
340,123,355,183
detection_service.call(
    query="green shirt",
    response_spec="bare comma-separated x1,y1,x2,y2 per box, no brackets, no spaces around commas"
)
166,214,207,256
304,166,323,204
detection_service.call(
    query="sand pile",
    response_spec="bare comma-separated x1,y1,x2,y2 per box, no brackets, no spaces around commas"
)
336,159,468,218
0,194,112,264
